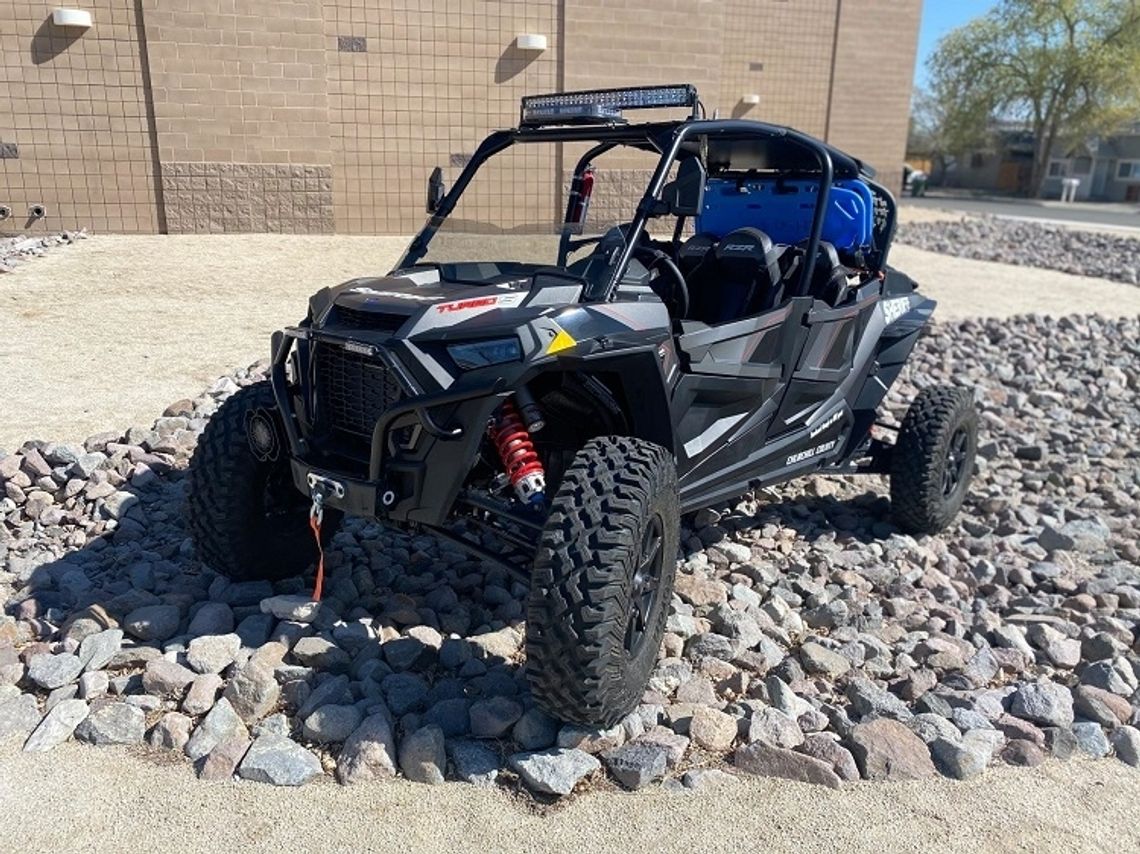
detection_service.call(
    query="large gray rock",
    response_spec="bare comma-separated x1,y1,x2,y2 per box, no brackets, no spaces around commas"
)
75,702,145,746
302,704,362,744
123,604,181,641
185,697,250,761
142,659,196,698
1010,682,1074,728
1110,726,1140,767
223,660,280,724
469,696,523,739
77,629,123,672
27,653,83,690
337,712,398,784
747,707,804,749
512,707,559,751
148,712,193,752
733,743,841,788
601,741,669,790
509,748,601,796
297,674,352,720
931,732,994,780
23,699,88,752
398,724,446,784
183,673,224,716
238,734,323,786
260,594,320,624
198,735,252,781
187,633,242,675
1071,721,1111,758
446,739,501,787
187,603,235,636
0,694,41,742
291,636,351,673
848,718,936,781
796,734,860,782
845,678,913,721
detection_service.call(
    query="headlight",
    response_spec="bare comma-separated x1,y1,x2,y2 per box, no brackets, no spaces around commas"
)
446,337,522,370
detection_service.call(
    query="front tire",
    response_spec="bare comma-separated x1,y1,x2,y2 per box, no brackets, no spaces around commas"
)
186,381,341,581
526,436,679,727
890,386,977,534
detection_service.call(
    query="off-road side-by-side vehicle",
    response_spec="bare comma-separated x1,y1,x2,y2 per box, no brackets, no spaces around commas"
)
187,85,977,726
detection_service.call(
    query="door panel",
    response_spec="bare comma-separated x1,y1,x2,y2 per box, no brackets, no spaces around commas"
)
673,297,811,502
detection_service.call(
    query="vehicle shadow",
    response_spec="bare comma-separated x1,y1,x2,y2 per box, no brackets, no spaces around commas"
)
6,455,533,752
679,483,899,561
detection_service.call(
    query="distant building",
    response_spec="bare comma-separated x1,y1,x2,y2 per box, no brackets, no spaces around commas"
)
940,120,1140,201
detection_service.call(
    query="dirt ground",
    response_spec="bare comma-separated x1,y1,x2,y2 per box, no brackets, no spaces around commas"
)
0,740,1136,854
4,230,1140,450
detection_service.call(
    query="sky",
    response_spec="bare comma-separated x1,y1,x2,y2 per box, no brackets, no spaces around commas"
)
914,0,999,89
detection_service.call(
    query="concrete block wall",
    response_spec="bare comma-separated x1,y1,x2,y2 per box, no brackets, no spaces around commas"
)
0,0,921,236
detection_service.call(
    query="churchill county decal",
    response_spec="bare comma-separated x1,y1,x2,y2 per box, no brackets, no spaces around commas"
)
786,439,837,467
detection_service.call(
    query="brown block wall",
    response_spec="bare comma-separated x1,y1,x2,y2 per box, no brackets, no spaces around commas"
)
0,1,160,235
1,0,921,236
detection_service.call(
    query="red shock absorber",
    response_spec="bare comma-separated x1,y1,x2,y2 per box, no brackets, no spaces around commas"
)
489,398,546,505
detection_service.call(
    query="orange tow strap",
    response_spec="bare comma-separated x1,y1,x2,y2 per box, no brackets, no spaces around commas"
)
309,502,325,602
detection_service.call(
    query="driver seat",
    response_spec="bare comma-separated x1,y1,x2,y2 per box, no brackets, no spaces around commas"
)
687,227,783,323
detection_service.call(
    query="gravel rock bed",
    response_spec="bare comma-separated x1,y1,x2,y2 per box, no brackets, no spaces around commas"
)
2,314,1139,796
0,230,88,273
897,216,1140,285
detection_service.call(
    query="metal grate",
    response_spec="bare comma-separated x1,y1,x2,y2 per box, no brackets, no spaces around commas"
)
314,343,403,438
328,306,408,332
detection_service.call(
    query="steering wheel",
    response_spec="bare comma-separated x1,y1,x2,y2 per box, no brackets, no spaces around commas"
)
634,246,689,319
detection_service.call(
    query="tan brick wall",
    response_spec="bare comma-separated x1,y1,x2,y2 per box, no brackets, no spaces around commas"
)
0,1,159,235
827,0,922,192
325,0,560,234
1,0,920,236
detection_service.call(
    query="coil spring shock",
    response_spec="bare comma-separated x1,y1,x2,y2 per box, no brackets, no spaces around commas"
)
489,398,546,505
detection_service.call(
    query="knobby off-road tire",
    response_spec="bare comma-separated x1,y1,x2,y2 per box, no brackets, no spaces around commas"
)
186,381,341,581
890,385,978,535
526,436,679,727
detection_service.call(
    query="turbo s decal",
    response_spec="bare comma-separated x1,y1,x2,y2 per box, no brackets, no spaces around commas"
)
435,293,526,314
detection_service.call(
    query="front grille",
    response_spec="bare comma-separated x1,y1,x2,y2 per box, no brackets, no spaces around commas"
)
329,306,408,332
314,343,403,439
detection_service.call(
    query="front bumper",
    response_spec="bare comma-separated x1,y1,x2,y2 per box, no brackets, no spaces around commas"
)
270,325,509,524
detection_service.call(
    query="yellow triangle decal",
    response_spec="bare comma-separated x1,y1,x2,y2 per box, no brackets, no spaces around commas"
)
546,328,577,355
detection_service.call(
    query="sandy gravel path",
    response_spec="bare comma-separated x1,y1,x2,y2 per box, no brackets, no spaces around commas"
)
3,233,1138,450
0,741,1136,854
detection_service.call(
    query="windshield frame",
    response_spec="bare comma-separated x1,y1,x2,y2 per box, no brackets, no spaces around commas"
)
397,119,848,302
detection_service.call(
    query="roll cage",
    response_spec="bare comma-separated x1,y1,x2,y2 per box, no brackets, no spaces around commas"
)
399,116,896,304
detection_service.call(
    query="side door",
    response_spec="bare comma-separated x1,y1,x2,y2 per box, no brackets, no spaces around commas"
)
672,296,812,509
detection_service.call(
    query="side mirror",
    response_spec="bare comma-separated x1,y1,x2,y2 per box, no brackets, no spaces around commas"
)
426,167,445,213
668,157,706,216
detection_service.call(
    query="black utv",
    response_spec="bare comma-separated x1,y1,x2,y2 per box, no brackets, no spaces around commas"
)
187,85,977,727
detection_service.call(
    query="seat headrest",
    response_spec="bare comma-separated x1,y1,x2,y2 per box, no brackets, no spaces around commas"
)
715,227,775,265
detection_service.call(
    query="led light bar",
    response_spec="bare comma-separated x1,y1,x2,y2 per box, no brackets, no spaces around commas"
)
520,84,698,127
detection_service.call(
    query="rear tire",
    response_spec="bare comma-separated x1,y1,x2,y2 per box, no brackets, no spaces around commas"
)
526,436,679,727
186,381,341,581
890,386,977,534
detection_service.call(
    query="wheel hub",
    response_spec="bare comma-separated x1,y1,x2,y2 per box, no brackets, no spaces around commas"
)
625,514,664,655
942,426,970,497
